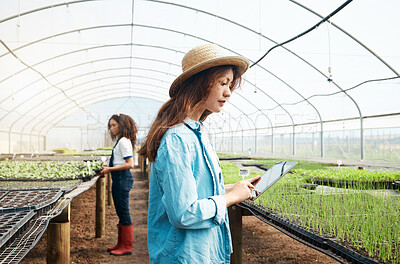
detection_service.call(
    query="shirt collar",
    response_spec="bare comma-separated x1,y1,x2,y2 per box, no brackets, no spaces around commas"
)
183,117,202,132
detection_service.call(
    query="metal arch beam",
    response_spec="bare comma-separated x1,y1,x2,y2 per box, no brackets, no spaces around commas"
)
0,43,183,106
0,0,102,24
1,65,174,123
27,74,269,137
15,86,166,139
9,90,164,153
1,22,312,129
29,72,273,138
0,24,134,59
46,94,164,133
0,41,272,132
22,81,170,135
41,89,240,136
1,55,178,86
1,1,388,158
20,67,267,138
8,51,274,137
140,1,358,122
38,89,167,136
2,21,321,135
2,0,392,82
149,0,398,77
5,63,272,150
0,43,182,85
1,21,316,133
2,2,384,124
1,2,313,129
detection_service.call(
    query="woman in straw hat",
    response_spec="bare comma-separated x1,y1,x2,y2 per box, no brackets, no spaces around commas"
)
138,43,260,263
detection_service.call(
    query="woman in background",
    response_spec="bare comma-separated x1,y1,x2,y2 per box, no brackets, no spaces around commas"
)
101,113,138,256
139,44,260,263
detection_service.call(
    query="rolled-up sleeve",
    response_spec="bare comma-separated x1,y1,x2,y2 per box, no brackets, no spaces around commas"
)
209,195,227,225
155,132,226,229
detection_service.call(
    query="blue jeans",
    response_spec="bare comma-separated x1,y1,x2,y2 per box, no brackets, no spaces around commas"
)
111,170,134,226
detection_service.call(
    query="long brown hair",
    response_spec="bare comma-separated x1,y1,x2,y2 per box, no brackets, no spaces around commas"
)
138,65,242,162
108,114,138,147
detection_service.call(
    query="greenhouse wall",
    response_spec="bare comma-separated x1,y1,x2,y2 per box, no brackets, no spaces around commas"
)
364,127,400,163
215,123,400,165
0,131,46,154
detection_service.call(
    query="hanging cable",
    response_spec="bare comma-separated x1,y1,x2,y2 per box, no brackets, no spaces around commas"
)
244,75,400,116
250,0,353,68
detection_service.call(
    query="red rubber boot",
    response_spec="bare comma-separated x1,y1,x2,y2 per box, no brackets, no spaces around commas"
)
110,225,133,256
107,224,121,252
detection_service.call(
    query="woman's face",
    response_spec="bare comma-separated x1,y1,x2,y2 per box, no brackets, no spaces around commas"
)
109,119,120,137
201,68,234,113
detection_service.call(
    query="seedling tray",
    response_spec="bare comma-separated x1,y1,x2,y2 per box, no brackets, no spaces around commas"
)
242,201,381,264
0,191,7,200
307,178,395,190
0,189,63,213
0,210,36,250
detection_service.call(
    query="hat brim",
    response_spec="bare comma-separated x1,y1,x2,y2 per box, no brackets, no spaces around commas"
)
169,56,250,97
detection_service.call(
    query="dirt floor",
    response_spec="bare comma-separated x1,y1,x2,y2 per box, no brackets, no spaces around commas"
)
21,168,343,264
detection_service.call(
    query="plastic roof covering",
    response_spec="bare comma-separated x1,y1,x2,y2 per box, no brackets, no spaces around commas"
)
0,0,399,145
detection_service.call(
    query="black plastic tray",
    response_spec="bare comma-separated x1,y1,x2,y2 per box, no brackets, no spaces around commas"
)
241,163,269,171
0,210,36,250
307,178,396,190
218,156,251,161
0,189,63,213
0,191,8,200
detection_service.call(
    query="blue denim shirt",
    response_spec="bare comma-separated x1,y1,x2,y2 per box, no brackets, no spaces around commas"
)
147,118,232,264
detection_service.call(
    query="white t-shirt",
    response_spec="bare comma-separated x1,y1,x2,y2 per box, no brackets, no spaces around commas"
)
112,137,133,166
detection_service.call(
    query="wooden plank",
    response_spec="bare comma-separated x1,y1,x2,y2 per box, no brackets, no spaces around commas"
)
47,222,70,264
51,204,70,223
228,205,243,264
107,173,113,206
95,175,106,238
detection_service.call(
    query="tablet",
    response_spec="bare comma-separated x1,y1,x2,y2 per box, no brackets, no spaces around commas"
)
251,161,298,199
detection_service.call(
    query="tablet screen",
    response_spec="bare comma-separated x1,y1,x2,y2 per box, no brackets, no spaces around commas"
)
252,161,297,199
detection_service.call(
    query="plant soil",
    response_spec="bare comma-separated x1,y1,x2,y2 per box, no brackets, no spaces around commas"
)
21,168,344,264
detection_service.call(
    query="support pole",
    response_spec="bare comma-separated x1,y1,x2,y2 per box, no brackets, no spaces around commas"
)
228,205,243,264
141,156,147,177
107,173,113,206
96,175,106,238
138,155,142,170
47,204,70,264
147,162,151,187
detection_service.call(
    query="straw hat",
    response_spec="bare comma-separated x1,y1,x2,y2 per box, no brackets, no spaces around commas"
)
169,43,250,97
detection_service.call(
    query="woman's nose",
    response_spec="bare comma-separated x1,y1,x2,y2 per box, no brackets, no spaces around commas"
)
223,87,232,98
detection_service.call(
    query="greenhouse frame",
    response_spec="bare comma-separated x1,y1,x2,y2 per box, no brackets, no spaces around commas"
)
1,1,400,264
0,0,398,165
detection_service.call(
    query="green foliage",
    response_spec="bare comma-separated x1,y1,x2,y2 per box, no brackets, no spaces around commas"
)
298,167,400,182
97,146,113,150
61,152,110,156
220,161,261,184
246,158,332,170
221,158,400,263
217,153,249,158
0,160,104,180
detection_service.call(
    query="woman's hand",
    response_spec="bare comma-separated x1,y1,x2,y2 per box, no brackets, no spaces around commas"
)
223,176,261,207
101,165,110,174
